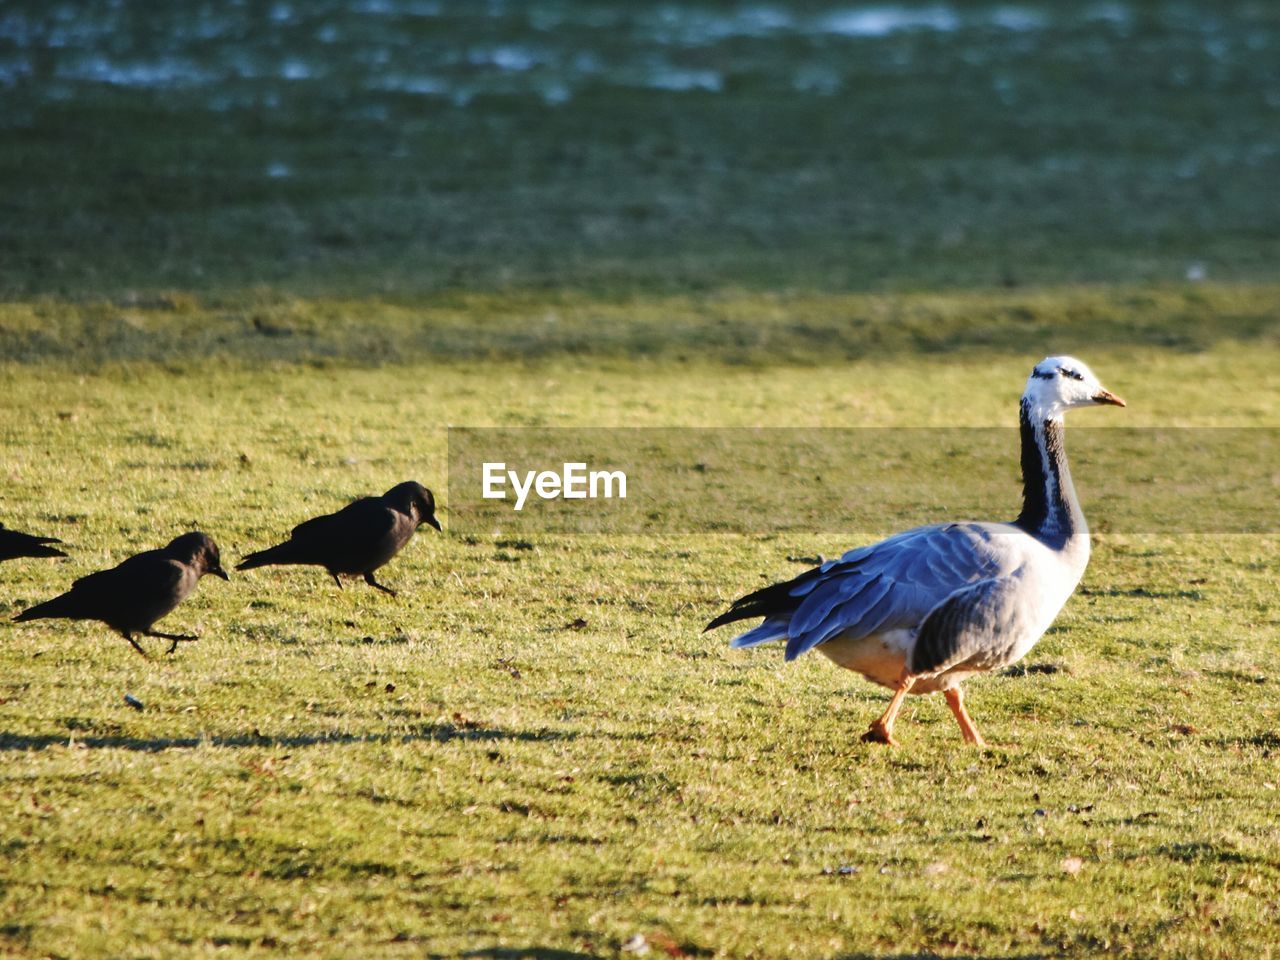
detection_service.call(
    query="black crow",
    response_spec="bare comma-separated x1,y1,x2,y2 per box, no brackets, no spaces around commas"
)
13,532,229,656
236,481,440,596
0,523,67,562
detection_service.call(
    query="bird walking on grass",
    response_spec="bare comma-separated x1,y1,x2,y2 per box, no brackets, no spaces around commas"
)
0,523,67,563
13,532,229,656
236,481,440,596
706,356,1125,747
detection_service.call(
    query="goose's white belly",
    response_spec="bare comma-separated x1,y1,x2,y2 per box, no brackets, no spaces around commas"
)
816,630,981,693
817,628,922,690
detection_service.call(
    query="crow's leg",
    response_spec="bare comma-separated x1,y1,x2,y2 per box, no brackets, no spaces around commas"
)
144,629,199,655
121,632,149,658
363,572,397,597
330,571,343,590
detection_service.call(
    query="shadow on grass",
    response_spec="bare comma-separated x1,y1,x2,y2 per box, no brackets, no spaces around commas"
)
0,723,575,753
441,949,602,960
1203,731,1280,751
1076,587,1207,600
1152,842,1269,866
434,951,1049,960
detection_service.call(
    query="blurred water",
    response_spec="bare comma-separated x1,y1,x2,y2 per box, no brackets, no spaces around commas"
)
0,1,1253,108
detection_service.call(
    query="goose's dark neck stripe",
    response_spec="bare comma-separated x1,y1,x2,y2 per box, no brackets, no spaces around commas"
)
1014,398,1085,546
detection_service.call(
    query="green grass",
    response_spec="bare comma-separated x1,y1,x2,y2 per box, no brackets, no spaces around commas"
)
3,1,1280,955
1,335,1277,959
2,282,1279,370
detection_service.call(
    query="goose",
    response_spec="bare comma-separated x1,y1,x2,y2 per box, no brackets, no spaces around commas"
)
705,356,1125,747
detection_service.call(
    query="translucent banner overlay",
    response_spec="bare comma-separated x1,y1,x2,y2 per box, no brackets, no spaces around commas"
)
447,428,1278,535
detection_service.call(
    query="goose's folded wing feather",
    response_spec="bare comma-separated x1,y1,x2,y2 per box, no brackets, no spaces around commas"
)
749,523,1011,661
909,575,1023,676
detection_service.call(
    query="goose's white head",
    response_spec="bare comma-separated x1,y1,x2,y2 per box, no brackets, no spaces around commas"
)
1022,355,1126,421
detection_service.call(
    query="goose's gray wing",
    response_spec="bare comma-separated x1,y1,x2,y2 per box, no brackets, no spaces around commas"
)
719,523,1010,661
909,576,1023,675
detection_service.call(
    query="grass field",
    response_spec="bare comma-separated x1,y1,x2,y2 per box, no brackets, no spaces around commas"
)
3,2,1280,958
3,318,1277,959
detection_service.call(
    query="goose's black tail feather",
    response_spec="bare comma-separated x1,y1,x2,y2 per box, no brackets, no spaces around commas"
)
704,569,816,632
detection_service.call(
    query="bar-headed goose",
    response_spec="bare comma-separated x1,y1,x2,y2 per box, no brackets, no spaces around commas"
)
706,356,1125,747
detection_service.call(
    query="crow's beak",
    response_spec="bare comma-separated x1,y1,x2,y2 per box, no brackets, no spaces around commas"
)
212,566,230,580
425,515,442,532
1091,388,1126,407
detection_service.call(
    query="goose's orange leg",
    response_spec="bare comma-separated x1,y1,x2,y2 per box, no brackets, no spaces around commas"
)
943,686,987,747
862,671,916,746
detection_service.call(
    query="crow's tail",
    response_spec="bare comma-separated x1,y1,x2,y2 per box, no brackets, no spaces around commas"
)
13,592,75,622
23,542,68,559
236,541,306,571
